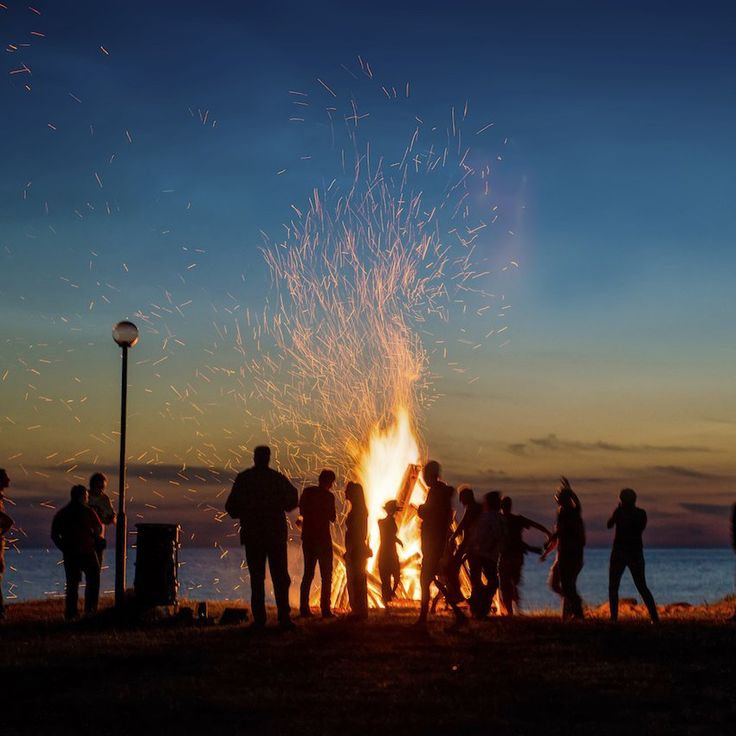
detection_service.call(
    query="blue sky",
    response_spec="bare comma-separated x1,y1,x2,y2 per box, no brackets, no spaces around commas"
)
1,0,735,546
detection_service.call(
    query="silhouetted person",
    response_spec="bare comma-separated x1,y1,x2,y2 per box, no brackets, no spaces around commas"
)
51,485,103,620
499,496,550,615
445,486,482,607
467,491,505,618
541,477,585,620
606,488,658,623
299,469,337,618
0,469,14,619
378,500,403,604
416,461,455,626
88,472,116,566
344,481,371,619
225,446,299,630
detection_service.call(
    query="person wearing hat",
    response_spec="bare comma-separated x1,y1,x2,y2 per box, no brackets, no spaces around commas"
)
0,469,15,619
606,487,659,623
377,499,403,604
541,477,585,620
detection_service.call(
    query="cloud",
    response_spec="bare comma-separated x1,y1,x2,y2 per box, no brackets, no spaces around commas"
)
506,434,713,457
648,465,718,480
679,502,733,517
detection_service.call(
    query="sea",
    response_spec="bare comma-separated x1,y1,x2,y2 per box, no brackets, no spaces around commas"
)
2,546,733,611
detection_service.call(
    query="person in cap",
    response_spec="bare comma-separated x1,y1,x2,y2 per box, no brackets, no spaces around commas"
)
377,499,403,604
606,487,658,623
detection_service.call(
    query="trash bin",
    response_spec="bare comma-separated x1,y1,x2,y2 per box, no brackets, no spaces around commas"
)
134,523,181,607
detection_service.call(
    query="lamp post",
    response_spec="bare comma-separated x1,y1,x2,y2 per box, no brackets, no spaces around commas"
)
112,320,139,609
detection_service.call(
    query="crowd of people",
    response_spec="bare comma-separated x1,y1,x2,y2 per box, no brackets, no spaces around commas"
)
222,447,666,629
0,449,732,625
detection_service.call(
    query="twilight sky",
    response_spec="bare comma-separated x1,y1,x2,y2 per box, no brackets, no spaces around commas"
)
1,0,734,547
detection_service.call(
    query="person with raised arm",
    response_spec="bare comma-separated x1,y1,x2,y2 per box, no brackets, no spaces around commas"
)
541,477,585,620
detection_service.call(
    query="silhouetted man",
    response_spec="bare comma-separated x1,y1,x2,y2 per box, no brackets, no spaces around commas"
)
468,491,505,618
299,469,337,618
607,488,659,623
225,446,299,629
542,477,585,620
88,472,116,565
499,496,550,615
0,469,15,619
51,485,103,620
416,460,455,626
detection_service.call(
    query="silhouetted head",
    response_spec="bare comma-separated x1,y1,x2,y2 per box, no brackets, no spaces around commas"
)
383,500,401,516
318,469,336,490
501,496,512,514
458,485,475,506
0,468,9,493
555,488,574,508
422,460,441,486
253,446,271,468
70,485,88,504
619,488,637,507
484,491,501,511
345,481,367,514
89,472,107,496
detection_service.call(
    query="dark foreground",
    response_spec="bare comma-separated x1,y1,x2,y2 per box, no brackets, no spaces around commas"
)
1,599,734,736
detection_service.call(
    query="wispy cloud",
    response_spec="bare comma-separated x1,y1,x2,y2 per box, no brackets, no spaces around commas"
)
506,434,713,457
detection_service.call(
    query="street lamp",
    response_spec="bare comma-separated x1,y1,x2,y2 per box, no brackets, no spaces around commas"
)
112,320,139,609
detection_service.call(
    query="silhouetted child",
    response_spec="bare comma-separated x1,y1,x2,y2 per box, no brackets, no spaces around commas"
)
378,500,403,604
0,469,15,619
607,488,658,623
88,472,116,566
344,482,371,619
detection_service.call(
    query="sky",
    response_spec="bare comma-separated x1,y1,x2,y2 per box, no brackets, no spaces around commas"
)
1,0,735,548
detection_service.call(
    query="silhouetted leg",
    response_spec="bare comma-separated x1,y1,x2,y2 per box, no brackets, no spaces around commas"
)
467,555,487,618
499,556,515,615
484,558,500,613
512,560,523,606
608,553,626,621
83,553,101,614
0,574,4,616
418,547,440,623
391,557,401,596
378,559,391,603
244,541,267,625
300,544,317,614
560,555,583,619
548,558,563,617
318,546,333,615
63,556,82,620
628,556,658,622
268,540,292,624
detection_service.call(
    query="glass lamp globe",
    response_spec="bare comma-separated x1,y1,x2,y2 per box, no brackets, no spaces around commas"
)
112,320,140,348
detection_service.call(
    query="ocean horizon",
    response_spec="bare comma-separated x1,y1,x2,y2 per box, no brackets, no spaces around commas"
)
3,545,733,611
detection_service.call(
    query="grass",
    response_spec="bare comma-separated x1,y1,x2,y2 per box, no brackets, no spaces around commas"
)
0,596,734,735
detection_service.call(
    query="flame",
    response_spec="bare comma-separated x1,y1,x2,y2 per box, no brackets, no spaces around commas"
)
356,406,426,603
